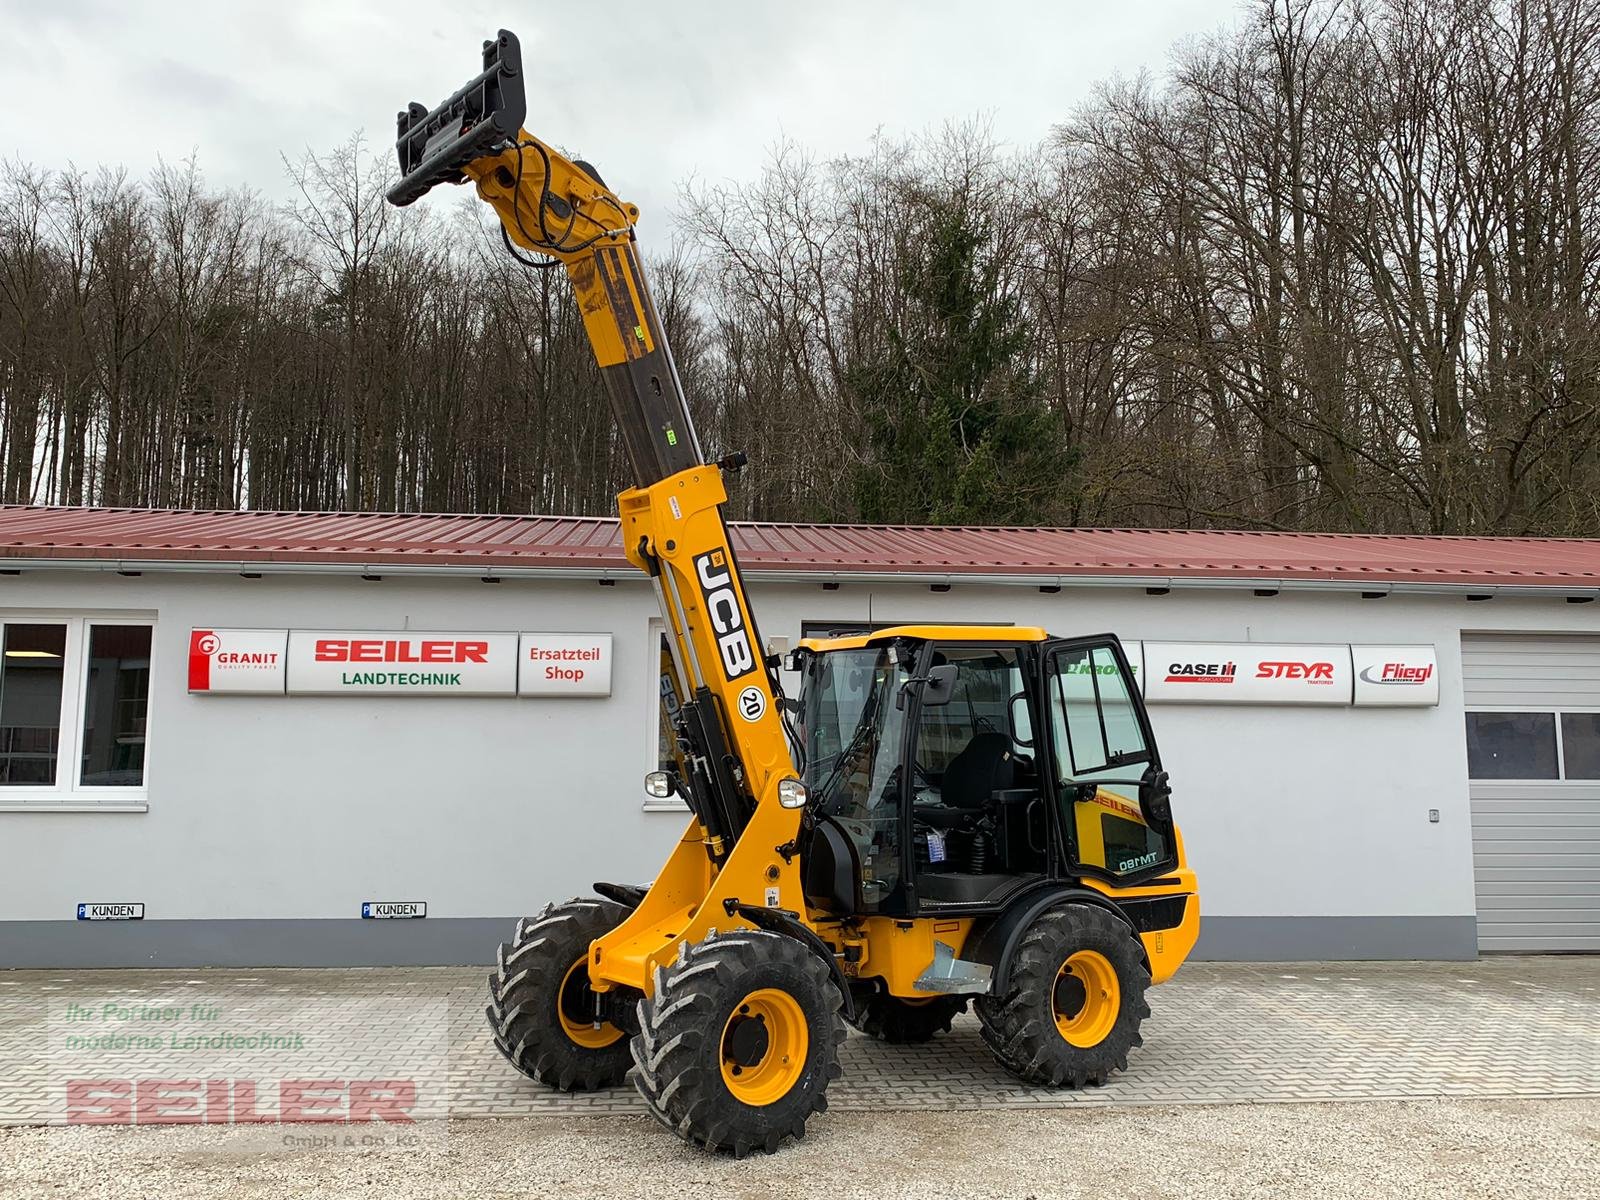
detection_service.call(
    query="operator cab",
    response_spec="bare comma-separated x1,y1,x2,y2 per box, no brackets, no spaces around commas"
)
795,625,1175,917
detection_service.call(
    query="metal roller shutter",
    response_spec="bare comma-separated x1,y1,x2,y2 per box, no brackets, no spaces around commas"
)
1463,635,1600,952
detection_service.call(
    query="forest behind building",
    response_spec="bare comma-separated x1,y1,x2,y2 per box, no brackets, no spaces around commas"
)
2,0,1598,535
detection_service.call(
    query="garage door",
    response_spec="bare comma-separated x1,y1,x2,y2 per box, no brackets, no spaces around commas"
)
1463,635,1600,951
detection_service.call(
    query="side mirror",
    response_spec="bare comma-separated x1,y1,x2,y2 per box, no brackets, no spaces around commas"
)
921,663,958,706
895,663,959,710
1138,767,1172,825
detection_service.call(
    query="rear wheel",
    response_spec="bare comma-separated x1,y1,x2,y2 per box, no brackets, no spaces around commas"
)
848,991,968,1043
632,929,845,1157
485,898,634,1091
975,903,1149,1086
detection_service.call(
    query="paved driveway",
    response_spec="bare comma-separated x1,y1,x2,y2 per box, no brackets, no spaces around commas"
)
0,957,1596,1125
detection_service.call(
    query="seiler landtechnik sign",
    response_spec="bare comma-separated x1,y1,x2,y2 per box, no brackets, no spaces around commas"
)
188,629,612,698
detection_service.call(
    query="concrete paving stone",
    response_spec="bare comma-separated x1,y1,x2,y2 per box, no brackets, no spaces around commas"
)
0,957,1597,1125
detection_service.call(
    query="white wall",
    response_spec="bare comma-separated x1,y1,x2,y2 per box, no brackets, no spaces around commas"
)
3,567,1597,958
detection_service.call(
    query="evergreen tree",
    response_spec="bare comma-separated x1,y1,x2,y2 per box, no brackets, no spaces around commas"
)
849,191,1074,525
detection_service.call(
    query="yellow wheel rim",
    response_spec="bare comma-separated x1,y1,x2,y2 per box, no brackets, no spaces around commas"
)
1052,950,1120,1048
556,958,624,1049
719,988,809,1106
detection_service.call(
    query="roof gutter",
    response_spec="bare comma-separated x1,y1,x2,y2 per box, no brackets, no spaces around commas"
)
1,555,1596,601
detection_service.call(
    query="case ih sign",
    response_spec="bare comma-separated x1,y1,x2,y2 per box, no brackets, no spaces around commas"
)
189,630,612,697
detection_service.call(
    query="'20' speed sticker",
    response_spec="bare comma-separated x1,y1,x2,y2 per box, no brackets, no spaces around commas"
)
737,686,767,722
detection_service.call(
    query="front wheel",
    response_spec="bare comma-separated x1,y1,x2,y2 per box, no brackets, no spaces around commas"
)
975,902,1150,1087
485,898,634,1091
632,929,845,1157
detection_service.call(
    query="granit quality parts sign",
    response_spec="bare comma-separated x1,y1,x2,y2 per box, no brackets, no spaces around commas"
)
188,629,288,694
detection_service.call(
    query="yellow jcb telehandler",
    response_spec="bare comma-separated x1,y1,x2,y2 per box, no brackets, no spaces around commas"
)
386,30,1200,1157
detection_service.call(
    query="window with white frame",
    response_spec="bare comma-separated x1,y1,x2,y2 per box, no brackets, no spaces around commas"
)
0,618,153,802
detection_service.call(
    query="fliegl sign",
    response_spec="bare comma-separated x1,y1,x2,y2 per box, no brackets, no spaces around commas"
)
1144,643,1352,706
1352,645,1439,707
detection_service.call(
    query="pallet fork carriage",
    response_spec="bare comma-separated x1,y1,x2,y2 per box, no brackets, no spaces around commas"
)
386,30,1200,1156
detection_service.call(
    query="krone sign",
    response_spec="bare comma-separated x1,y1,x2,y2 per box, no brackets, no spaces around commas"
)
1054,640,1146,696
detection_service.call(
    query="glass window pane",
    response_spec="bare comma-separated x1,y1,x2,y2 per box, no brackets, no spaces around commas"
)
0,624,67,785
804,647,913,912
1050,645,1149,779
1560,713,1600,780
79,625,151,787
1048,641,1168,879
1091,646,1148,764
1465,712,1557,780
915,649,1019,773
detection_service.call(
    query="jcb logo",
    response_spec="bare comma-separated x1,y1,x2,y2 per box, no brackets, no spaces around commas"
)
694,550,757,681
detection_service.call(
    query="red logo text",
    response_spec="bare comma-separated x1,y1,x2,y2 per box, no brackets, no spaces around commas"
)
314,639,487,664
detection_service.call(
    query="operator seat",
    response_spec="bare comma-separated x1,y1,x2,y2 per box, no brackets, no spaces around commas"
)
940,731,1014,810
917,731,1031,906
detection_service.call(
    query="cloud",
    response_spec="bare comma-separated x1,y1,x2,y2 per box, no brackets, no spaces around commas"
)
0,0,1233,230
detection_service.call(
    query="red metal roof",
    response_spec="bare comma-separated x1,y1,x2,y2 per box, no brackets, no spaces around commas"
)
1,504,1598,590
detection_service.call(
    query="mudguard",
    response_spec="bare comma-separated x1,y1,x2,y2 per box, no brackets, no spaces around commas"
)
966,882,1143,995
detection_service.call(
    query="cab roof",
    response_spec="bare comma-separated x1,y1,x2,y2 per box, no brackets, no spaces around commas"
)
797,624,1050,652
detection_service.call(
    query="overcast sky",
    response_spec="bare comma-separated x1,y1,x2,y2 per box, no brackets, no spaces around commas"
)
0,0,1236,229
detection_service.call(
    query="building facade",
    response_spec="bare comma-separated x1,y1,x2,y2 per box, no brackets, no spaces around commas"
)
1,507,1597,967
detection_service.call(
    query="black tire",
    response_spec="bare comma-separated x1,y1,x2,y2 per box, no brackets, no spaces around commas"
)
847,991,968,1043
485,897,633,1091
974,903,1150,1087
631,929,845,1157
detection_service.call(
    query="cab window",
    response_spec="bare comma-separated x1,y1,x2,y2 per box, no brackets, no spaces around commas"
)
915,648,1026,772
1047,641,1171,880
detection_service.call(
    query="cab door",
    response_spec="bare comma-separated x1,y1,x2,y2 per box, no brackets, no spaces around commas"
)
1041,637,1177,885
